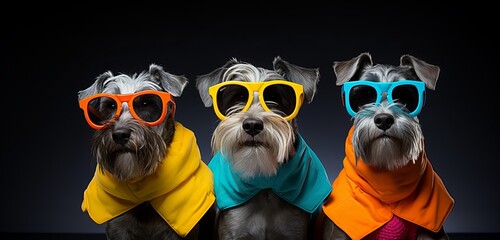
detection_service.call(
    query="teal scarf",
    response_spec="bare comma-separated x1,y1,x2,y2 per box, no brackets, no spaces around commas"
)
208,133,332,213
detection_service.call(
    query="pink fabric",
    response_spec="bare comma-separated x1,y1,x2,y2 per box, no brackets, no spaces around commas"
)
364,215,418,240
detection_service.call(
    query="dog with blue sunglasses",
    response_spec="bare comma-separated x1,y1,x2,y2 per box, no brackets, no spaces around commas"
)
318,52,454,240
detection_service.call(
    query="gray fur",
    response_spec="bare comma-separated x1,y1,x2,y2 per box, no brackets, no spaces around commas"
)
79,65,212,240
321,53,449,240
196,57,319,107
273,56,320,103
78,64,188,100
149,64,189,97
195,58,240,107
352,102,423,170
400,54,440,90
78,71,114,100
217,189,309,240
195,58,320,240
333,52,440,89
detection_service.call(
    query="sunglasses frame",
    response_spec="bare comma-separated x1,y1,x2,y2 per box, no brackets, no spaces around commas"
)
79,90,175,130
208,80,304,121
341,80,425,117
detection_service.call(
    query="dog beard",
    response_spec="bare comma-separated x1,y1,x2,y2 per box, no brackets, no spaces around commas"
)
352,104,423,171
358,136,408,170
91,121,167,181
211,111,295,179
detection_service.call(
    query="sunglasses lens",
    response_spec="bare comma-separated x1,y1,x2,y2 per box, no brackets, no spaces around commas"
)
263,84,297,117
86,96,118,126
349,85,377,112
133,94,164,122
392,85,419,113
216,85,249,117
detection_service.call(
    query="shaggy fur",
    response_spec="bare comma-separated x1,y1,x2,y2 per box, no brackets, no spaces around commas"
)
196,57,321,240
319,52,450,240
78,64,215,240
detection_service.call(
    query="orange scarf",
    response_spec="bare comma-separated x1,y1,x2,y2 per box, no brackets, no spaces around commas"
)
322,126,454,240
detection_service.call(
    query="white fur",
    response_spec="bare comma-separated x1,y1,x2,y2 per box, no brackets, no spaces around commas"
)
196,58,320,240
102,73,163,94
211,104,294,178
223,63,282,82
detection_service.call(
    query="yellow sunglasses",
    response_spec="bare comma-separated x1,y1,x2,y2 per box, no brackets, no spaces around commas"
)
208,80,304,121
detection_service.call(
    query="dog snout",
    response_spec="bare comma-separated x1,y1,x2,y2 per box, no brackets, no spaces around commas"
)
112,128,131,145
242,118,264,137
374,113,394,131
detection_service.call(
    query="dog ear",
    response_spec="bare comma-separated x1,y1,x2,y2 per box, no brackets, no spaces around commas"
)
333,52,373,86
149,64,188,97
400,55,440,90
195,58,240,107
78,71,113,100
273,56,320,103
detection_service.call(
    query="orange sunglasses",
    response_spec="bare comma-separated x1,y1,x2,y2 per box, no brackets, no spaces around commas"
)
79,90,175,130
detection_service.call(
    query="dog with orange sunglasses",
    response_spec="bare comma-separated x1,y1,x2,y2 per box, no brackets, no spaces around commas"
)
77,64,216,240
196,57,332,240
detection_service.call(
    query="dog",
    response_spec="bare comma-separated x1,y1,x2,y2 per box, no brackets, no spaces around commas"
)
195,57,332,240
319,52,455,240
77,64,216,240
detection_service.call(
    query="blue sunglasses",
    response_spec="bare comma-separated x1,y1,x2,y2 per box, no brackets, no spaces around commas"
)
341,80,426,117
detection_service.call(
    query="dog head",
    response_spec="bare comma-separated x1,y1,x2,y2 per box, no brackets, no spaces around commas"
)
333,52,440,170
78,64,188,181
196,57,319,178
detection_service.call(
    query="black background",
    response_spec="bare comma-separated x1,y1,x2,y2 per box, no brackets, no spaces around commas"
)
2,4,498,235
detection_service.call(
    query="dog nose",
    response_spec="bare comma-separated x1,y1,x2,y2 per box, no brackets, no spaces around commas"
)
112,128,131,145
242,118,264,137
374,113,394,131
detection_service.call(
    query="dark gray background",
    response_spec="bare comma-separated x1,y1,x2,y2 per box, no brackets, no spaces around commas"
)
2,5,497,234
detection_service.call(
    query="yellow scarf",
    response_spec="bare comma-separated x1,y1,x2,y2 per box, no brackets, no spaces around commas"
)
322,126,454,240
81,122,215,237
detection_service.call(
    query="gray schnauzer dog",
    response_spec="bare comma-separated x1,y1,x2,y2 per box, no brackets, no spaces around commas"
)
319,52,454,240
196,57,332,240
78,64,216,240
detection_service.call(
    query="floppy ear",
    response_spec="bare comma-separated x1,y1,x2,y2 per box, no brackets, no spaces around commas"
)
149,64,188,97
195,58,239,107
400,54,440,90
273,56,320,103
78,71,113,100
333,52,373,86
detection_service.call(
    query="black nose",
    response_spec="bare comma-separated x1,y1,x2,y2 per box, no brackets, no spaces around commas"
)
374,113,394,131
112,128,131,145
242,118,264,137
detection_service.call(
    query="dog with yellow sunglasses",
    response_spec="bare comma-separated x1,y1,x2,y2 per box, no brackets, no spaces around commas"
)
196,57,332,239
78,64,216,240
